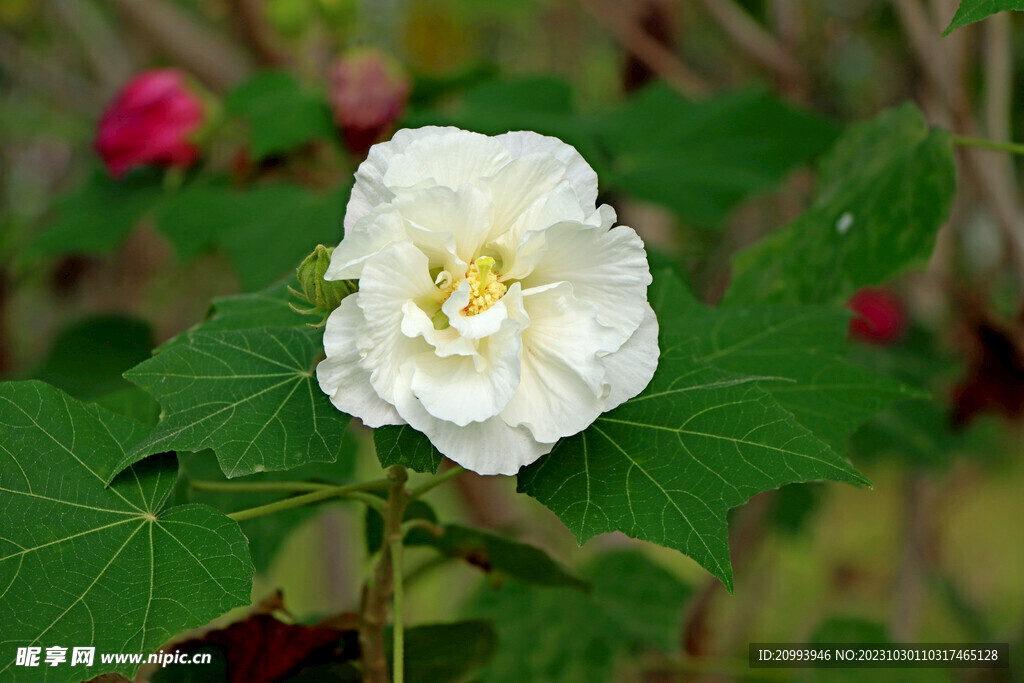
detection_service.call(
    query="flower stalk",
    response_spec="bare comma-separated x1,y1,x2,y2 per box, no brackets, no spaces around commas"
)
223,480,391,522
952,134,1024,156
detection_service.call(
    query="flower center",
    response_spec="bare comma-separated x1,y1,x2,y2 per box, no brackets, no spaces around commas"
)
437,256,507,317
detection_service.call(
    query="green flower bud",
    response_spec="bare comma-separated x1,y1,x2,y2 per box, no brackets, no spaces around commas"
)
290,245,356,327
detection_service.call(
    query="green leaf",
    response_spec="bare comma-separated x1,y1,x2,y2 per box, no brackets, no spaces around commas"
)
226,71,336,160
394,621,499,683
159,280,310,351
943,1,1024,34
125,327,349,478
156,182,347,291
405,523,589,590
660,275,915,454
597,86,838,226
180,438,357,571
465,551,690,683
23,168,164,259
518,274,869,590
31,314,161,424
0,381,253,682
724,104,956,306
373,425,443,474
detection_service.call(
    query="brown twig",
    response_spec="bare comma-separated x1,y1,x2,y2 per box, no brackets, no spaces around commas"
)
769,0,804,51
0,28,103,113
889,473,935,639
682,491,775,659
577,0,709,96
105,0,253,93
358,466,408,683
893,0,1024,288
47,0,135,94
696,0,807,99
225,0,289,67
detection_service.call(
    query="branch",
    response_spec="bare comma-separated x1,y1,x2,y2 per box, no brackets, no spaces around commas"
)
224,0,289,67
577,0,708,96
893,0,1024,287
47,0,136,93
682,491,774,657
696,0,807,97
0,28,103,113
104,0,253,93
359,466,409,683
224,481,389,521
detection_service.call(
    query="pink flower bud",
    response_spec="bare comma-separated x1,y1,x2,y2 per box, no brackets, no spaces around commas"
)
95,69,206,178
329,49,410,155
848,287,906,344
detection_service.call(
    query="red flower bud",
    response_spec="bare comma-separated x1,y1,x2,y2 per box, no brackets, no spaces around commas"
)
848,287,906,344
329,49,410,155
95,69,206,178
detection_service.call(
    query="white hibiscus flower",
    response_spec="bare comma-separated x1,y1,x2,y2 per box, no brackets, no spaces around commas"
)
317,126,659,475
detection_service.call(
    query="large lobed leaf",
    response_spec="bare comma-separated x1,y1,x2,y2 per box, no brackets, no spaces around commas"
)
724,104,955,306
661,277,917,454
158,280,311,352
125,327,349,478
943,1,1024,34
178,439,357,572
0,381,253,682
518,341,867,590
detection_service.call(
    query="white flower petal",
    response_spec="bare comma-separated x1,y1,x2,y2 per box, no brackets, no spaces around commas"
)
316,297,404,427
601,302,660,411
400,300,477,358
483,153,569,234
345,126,465,231
519,221,652,342
496,130,598,212
393,184,492,264
357,243,438,403
326,208,406,281
408,316,522,426
501,282,622,442
383,129,511,191
394,367,553,475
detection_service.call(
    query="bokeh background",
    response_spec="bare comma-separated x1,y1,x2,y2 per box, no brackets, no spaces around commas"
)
1,0,1022,681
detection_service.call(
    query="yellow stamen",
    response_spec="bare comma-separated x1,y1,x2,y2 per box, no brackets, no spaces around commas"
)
435,258,507,318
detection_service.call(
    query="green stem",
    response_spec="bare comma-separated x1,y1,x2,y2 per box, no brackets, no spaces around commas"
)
408,466,466,500
191,478,388,495
391,535,405,683
225,480,390,522
952,134,1024,156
